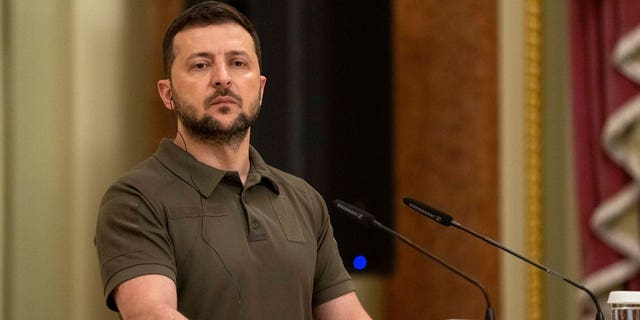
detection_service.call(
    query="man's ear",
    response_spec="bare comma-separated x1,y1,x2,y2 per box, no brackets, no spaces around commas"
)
259,75,267,105
157,79,173,110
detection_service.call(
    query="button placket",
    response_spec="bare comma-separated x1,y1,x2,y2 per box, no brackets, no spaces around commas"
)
243,188,267,241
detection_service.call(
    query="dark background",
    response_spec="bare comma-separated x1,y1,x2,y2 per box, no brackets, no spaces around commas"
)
187,0,393,274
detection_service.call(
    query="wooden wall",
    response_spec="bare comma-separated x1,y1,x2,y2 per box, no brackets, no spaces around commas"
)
147,0,184,150
388,0,500,319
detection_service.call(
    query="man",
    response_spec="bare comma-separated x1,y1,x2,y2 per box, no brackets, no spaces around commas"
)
94,1,371,319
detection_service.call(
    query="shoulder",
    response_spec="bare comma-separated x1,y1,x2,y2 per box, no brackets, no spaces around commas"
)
264,165,322,200
99,155,178,218
107,156,173,195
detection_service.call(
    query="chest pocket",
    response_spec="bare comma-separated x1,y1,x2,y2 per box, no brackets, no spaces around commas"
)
166,204,230,265
167,204,229,219
269,198,305,243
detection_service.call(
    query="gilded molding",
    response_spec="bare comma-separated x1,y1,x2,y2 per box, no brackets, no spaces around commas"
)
525,0,544,319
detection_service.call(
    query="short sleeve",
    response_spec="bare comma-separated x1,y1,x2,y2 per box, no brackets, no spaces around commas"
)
310,192,355,306
94,181,177,311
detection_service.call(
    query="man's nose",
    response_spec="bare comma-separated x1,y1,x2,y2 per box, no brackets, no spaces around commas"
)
212,64,232,88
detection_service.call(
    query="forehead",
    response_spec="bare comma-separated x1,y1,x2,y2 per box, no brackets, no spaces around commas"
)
173,23,256,59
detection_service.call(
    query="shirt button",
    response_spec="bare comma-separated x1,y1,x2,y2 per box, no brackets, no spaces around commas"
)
251,221,260,229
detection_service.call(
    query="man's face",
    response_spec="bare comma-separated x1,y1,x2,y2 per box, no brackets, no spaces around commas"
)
168,23,266,145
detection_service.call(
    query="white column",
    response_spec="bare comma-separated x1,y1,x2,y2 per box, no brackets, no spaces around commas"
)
69,1,150,317
4,1,151,319
499,0,527,319
5,1,74,319
0,0,6,317
542,0,578,318
499,0,578,318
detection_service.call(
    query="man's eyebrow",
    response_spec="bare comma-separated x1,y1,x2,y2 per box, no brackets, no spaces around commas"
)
186,52,214,60
226,50,250,58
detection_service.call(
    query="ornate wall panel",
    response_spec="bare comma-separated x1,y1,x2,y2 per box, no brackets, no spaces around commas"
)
389,1,500,318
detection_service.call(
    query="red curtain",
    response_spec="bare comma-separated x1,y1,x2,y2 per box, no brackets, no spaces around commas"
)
569,0,640,317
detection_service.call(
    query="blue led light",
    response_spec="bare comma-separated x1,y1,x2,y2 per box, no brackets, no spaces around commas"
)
353,255,367,270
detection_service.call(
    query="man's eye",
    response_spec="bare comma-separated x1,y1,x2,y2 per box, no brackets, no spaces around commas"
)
232,60,247,67
193,63,207,70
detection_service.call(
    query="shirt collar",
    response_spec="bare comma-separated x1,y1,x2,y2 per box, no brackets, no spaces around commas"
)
153,138,280,197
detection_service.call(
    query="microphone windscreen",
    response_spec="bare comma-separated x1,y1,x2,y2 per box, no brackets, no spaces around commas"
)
403,197,454,226
333,200,376,226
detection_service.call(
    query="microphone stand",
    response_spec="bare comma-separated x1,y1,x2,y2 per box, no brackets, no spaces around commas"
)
403,197,605,320
453,220,603,320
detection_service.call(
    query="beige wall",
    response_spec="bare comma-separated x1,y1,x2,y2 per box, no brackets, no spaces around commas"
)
2,1,149,319
5,1,73,318
543,0,580,319
69,1,152,318
0,0,6,317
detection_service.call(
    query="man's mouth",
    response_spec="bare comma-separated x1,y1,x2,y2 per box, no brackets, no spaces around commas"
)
211,97,238,105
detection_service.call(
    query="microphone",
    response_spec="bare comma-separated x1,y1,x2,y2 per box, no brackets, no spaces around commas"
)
333,200,496,320
403,197,605,320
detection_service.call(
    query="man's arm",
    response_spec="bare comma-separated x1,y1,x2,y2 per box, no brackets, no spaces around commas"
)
114,274,188,320
313,292,372,320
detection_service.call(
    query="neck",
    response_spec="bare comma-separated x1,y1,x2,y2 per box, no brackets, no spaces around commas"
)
174,129,252,184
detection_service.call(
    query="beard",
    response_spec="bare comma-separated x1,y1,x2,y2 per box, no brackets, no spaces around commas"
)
172,88,262,147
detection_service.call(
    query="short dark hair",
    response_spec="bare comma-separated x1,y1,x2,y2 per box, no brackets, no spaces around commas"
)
162,1,262,78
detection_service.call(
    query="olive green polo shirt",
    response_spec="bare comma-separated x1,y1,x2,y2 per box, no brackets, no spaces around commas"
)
95,139,354,319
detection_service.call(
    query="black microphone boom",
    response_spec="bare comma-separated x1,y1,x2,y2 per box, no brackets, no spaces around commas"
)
333,200,496,320
403,197,605,320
